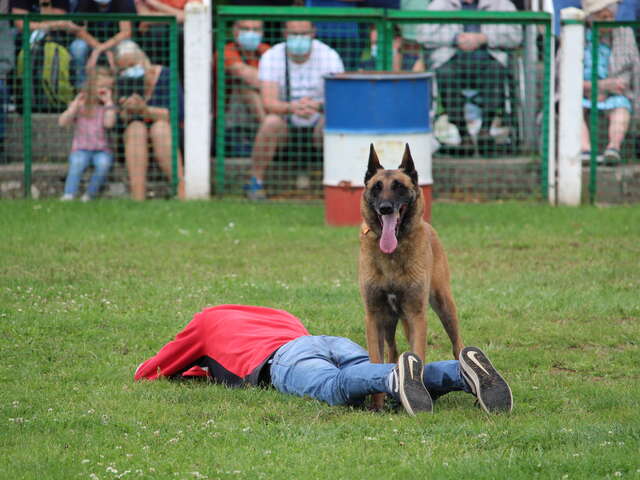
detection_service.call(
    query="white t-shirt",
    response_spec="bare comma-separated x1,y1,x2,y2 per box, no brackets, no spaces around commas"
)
258,39,345,127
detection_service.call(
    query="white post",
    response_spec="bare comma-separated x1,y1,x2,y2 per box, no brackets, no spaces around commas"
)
184,0,212,199
557,8,585,206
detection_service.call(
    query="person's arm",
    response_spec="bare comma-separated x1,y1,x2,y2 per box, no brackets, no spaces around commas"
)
86,21,132,69
136,0,187,22
58,93,84,127
227,61,261,89
12,7,81,34
481,0,523,49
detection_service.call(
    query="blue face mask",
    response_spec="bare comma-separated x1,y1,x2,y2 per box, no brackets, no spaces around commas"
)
286,35,312,56
121,64,145,79
238,30,262,52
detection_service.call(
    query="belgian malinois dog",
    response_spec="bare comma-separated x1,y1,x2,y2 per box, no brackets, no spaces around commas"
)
359,144,464,409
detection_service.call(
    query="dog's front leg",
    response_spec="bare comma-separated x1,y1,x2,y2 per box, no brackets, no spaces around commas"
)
403,311,427,362
365,313,386,411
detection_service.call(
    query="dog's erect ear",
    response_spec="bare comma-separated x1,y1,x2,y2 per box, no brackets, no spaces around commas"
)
365,143,383,184
399,143,418,186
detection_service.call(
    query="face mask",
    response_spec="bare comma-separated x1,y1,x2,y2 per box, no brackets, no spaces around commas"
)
237,30,262,52
286,35,312,56
370,44,378,58
120,64,145,79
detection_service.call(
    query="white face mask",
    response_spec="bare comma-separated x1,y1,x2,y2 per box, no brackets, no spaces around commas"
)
286,35,312,56
120,64,145,79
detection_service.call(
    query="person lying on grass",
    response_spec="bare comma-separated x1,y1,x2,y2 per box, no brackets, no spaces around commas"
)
135,304,513,415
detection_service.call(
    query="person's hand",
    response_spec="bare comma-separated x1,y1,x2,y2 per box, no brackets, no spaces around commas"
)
603,77,628,94
120,94,147,115
97,86,114,107
456,32,487,52
86,47,104,70
72,92,86,109
290,97,321,118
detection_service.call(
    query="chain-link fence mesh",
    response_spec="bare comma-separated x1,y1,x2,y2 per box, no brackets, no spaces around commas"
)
0,14,180,200
587,21,640,203
215,8,552,201
215,10,384,200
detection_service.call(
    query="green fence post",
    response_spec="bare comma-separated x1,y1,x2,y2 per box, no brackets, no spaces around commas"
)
540,22,552,198
215,16,226,195
589,24,600,204
21,16,32,199
169,19,179,197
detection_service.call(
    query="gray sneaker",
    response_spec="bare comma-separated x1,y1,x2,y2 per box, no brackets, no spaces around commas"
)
389,352,433,416
459,347,513,413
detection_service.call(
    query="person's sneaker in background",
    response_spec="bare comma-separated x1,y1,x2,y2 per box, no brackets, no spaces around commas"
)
459,346,513,413
243,176,266,201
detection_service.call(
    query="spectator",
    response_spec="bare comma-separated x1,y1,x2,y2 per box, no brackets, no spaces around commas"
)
552,0,637,35
245,20,344,200
416,0,522,153
10,0,80,37
59,67,116,201
114,40,184,200
358,25,421,72
578,0,640,165
0,0,14,164
69,0,135,89
221,20,270,156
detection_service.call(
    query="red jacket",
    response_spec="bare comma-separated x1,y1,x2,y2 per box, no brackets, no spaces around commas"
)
134,305,310,386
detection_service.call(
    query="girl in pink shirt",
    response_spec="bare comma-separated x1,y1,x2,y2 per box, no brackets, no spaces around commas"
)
59,67,117,201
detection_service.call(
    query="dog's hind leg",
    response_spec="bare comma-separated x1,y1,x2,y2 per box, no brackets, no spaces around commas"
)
429,287,463,359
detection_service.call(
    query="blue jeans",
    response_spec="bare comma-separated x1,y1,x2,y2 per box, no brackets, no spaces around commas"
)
270,335,469,406
69,38,91,89
64,149,113,197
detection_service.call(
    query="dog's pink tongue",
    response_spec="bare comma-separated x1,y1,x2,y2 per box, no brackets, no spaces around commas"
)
379,214,398,254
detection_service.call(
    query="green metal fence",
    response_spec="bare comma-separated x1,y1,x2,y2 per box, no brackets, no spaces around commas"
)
588,21,640,203
215,6,553,201
0,13,180,200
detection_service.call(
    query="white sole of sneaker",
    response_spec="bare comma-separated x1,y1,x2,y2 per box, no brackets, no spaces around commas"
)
459,347,513,414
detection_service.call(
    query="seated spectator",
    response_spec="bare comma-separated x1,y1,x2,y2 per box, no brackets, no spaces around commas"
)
59,67,116,201
10,0,77,35
578,0,640,165
416,0,522,153
69,0,135,89
244,20,344,201
114,40,185,200
221,20,270,156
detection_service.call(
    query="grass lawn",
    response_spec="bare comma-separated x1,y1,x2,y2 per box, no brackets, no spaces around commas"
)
1,199,639,479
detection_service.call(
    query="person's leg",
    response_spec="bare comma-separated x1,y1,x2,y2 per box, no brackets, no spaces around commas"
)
63,150,91,197
85,151,114,199
581,110,592,153
69,38,91,89
436,58,467,131
422,360,470,400
238,88,266,124
270,335,395,406
606,107,630,151
124,121,149,201
150,120,185,199
473,58,508,130
250,114,288,183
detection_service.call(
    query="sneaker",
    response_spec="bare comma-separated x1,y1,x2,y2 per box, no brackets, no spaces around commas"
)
60,193,74,201
459,347,513,413
603,148,621,166
581,151,592,165
80,193,92,203
389,352,433,416
243,176,266,201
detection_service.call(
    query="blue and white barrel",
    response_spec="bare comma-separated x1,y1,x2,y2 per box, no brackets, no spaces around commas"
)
323,72,434,225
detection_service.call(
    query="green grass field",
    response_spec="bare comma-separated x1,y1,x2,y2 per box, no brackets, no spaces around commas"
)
1,199,639,479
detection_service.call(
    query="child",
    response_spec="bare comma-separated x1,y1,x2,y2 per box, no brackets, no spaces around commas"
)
59,67,117,201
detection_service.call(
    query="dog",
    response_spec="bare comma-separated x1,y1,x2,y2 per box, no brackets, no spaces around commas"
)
359,143,464,409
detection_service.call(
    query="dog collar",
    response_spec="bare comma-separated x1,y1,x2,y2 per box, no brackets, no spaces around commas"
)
361,224,372,236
